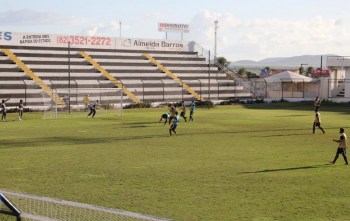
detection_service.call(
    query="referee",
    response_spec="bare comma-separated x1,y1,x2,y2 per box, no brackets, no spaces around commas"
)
330,128,348,165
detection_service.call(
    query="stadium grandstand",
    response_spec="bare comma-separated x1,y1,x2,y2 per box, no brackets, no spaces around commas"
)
0,31,253,109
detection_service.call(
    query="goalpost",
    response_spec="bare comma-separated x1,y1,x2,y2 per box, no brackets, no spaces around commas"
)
41,88,123,119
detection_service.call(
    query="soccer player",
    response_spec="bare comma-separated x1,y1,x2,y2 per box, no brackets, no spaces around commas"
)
18,99,24,121
169,112,180,136
87,100,99,118
83,95,89,112
180,101,187,122
189,100,195,122
330,128,348,165
1,98,10,122
159,113,170,125
168,103,177,125
314,97,321,112
313,111,325,134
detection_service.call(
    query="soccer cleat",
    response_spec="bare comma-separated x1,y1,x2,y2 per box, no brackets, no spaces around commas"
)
329,161,335,164
345,163,349,166
323,131,325,134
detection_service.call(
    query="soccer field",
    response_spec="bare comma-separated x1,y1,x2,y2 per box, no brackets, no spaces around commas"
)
1,103,350,221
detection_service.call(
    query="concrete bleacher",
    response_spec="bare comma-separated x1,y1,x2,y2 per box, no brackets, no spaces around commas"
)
0,44,244,108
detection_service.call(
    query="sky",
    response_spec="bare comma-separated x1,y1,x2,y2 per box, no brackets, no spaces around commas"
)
1,0,350,61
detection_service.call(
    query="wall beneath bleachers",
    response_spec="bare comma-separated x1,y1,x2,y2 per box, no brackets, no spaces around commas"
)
0,31,194,51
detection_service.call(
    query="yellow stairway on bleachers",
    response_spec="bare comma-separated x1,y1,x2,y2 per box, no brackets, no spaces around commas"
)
143,53,204,101
1,49,65,105
79,51,141,103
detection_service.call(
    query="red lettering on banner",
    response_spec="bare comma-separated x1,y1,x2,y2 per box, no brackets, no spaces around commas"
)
56,35,112,46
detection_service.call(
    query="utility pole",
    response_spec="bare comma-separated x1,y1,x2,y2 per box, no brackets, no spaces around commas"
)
300,63,308,76
214,20,218,62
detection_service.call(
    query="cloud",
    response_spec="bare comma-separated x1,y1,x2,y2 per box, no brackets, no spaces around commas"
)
0,9,88,25
189,10,350,61
133,13,165,20
80,21,130,36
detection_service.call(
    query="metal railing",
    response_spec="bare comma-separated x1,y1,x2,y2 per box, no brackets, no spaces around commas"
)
327,56,350,60
192,42,254,96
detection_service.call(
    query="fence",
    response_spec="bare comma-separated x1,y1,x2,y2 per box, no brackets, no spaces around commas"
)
250,78,320,99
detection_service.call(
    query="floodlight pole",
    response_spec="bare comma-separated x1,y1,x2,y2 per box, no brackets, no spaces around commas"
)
208,50,211,109
119,21,122,37
214,20,218,62
68,41,71,114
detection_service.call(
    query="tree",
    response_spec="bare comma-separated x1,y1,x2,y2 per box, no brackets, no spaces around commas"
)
217,57,231,70
299,66,305,76
246,71,259,78
238,68,247,77
265,66,271,71
307,66,314,74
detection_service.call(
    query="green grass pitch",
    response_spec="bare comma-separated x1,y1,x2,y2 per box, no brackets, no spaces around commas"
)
1,103,350,221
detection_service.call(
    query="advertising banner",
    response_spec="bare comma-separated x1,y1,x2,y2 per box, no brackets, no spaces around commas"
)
0,31,115,49
116,38,191,51
0,31,193,51
311,70,330,75
158,23,190,33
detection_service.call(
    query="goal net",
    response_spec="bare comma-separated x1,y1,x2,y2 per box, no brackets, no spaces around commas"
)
0,193,21,221
1,190,171,221
41,88,123,119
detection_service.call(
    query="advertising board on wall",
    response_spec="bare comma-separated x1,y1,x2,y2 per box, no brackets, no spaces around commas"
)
0,31,193,51
158,22,190,33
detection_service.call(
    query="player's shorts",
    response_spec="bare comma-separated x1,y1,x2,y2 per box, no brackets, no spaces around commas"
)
2,112,6,117
162,114,168,119
336,148,346,155
313,122,321,127
170,124,177,130
180,111,185,117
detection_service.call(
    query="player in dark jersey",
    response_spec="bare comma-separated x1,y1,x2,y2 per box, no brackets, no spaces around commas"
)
168,103,177,125
189,101,195,122
1,98,10,122
87,100,99,118
180,101,187,122
169,112,180,136
314,97,321,112
18,100,24,121
159,113,170,125
313,111,325,134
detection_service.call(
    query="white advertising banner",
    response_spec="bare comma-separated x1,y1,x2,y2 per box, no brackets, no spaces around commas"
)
0,31,115,49
0,31,192,51
158,23,190,33
116,38,191,51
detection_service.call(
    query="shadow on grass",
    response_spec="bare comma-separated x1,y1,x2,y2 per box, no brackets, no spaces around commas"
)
241,102,350,115
255,133,311,137
238,164,331,174
1,127,349,149
274,115,308,117
0,135,167,149
121,122,156,125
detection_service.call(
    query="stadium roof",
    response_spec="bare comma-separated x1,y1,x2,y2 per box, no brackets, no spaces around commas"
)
261,71,319,82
